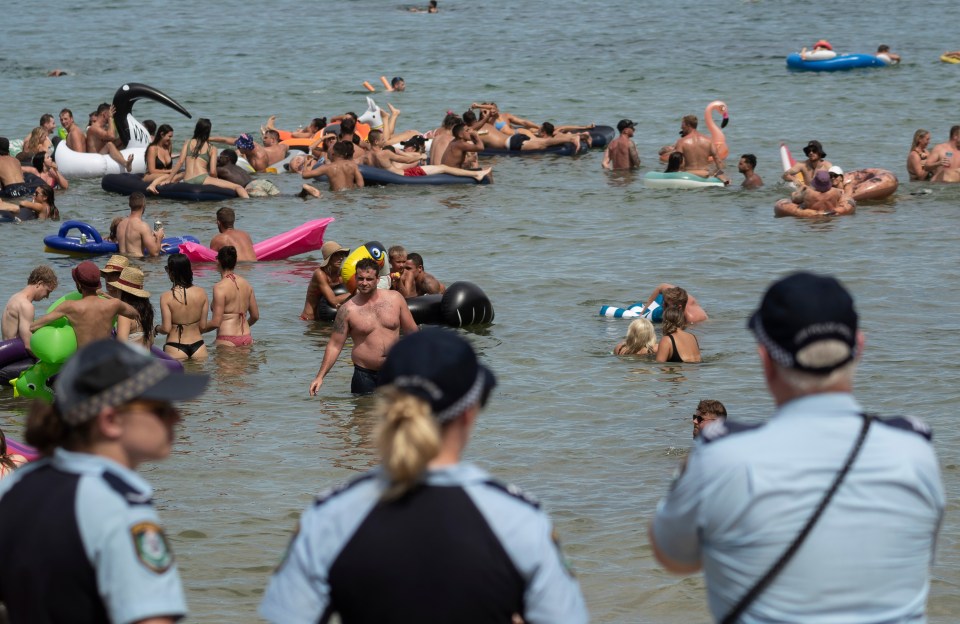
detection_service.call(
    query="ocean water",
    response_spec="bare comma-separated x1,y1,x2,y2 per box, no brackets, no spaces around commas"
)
1,1,959,621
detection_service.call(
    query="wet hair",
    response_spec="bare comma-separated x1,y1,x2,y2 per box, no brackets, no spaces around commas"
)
28,265,58,289
662,286,688,311
367,129,383,146
877,45,890,53
620,318,657,355
149,124,173,148
345,112,359,122
25,400,97,457
661,305,687,336
911,129,930,150
142,119,157,136
442,112,461,129
374,387,441,500
120,289,155,347
451,123,466,139
407,252,424,269
217,245,238,271
218,148,239,165
950,125,960,140
682,114,698,129
59,108,73,119
35,184,59,220
540,122,555,136
310,117,327,132
216,206,236,228
166,253,194,290
264,129,280,142
31,152,46,173
355,257,380,275
191,118,212,157
40,113,55,126
391,76,404,88
461,110,477,124
333,141,354,159
339,117,356,135
129,192,145,211
741,153,757,169
696,399,727,419
665,151,684,173
96,102,111,115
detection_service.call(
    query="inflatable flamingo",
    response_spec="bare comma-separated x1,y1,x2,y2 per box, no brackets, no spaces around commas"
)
704,100,729,162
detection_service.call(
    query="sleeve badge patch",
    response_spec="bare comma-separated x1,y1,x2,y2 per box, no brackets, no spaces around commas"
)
130,521,174,573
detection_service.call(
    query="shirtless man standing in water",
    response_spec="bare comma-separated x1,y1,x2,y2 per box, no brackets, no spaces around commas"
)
117,192,164,257
207,246,259,347
675,114,727,182
86,104,134,171
925,125,960,183
301,141,364,193
2,265,57,346
210,206,256,261
309,258,418,395
602,119,641,170
30,261,138,347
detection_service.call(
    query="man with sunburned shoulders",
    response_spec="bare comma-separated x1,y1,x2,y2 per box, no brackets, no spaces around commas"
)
30,261,138,348
309,257,418,395
117,192,164,258
302,141,364,193
85,103,134,171
428,112,462,166
674,114,727,183
210,206,256,261
398,253,446,298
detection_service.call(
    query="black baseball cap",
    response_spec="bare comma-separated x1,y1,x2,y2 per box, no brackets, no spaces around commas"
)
617,119,637,132
377,328,496,423
54,340,209,425
747,272,858,374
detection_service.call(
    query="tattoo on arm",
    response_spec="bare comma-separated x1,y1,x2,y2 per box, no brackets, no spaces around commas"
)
331,306,348,334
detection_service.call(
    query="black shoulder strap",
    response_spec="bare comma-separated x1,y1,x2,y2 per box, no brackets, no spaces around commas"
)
102,472,153,506
483,480,540,510
721,413,873,624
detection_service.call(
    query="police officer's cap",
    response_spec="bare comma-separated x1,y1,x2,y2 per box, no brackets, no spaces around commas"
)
54,339,209,425
748,272,858,374
377,328,496,424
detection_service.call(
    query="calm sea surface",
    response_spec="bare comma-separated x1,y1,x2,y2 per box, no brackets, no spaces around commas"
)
2,1,959,621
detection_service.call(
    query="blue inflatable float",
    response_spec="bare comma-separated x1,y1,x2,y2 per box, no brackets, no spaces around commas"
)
43,220,199,256
101,173,238,201
358,165,490,186
786,53,886,72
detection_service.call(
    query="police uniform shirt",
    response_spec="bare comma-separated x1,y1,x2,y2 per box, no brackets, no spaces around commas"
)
0,448,186,624
653,393,945,623
260,462,588,624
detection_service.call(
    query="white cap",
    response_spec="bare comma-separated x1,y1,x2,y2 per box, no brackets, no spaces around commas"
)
828,165,844,176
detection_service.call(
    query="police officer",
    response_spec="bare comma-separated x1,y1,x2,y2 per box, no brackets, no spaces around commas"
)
0,339,208,624
261,328,588,624
650,272,945,622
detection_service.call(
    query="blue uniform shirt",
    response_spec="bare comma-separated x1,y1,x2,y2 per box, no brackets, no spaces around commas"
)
260,462,588,624
0,449,187,624
653,393,944,623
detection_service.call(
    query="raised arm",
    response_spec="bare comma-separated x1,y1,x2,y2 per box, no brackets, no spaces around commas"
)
209,136,237,146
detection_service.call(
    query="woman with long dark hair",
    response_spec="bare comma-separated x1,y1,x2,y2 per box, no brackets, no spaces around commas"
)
156,254,209,360
149,118,247,197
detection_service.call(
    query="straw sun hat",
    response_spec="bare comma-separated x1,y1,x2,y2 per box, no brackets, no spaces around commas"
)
112,267,150,298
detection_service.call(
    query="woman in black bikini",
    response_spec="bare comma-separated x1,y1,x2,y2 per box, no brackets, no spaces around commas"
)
157,254,209,360
143,123,178,187
656,305,702,363
907,129,932,181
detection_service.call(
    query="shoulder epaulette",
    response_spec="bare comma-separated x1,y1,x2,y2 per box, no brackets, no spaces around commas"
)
314,473,375,507
700,420,763,444
872,414,933,441
483,479,540,509
101,472,153,506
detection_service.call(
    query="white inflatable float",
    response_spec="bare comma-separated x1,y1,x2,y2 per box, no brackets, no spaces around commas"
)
55,83,191,178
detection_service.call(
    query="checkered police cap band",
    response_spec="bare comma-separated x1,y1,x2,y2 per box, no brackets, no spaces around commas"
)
59,360,170,425
393,370,486,424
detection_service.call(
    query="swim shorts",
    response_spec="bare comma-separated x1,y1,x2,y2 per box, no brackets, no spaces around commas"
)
351,365,380,394
403,166,427,177
506,134,530,151
0,183,32,198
